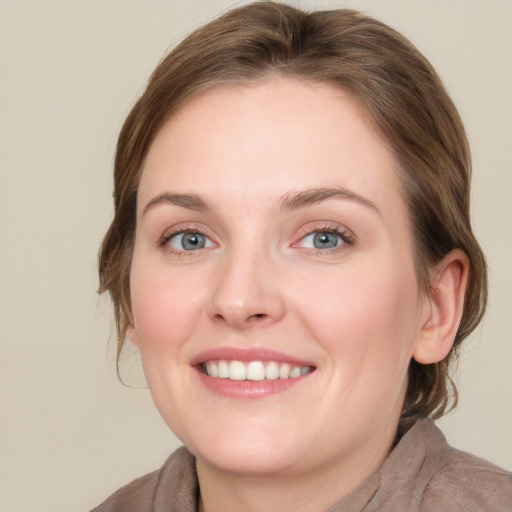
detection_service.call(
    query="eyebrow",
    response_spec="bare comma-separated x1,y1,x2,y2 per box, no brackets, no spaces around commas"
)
142,186,379,216
279,187,380,215
143,192,210,215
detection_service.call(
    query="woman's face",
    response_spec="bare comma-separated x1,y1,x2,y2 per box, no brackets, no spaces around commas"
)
129,78,430,478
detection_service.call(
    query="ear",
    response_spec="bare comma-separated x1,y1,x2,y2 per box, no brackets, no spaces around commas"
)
127,325,139,346
126,311,139,346
412,249,469,364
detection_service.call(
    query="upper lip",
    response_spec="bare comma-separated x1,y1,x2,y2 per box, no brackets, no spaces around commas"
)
190,347,315,367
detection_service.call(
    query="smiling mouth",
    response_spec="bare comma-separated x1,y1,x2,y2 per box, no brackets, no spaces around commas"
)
202,360,314,381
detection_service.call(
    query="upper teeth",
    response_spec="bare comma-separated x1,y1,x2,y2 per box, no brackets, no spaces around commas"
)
204,360,313,381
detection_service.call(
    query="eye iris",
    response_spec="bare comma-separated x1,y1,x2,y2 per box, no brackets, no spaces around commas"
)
182,232,205,250
313,231,338,249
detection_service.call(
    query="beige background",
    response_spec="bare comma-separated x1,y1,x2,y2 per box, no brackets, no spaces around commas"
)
0,1,511,511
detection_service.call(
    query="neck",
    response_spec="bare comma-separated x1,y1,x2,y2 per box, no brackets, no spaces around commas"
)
196,423,397,512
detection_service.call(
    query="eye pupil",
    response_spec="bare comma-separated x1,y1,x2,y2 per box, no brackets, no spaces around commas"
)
182,232,205,250
313,231,338,249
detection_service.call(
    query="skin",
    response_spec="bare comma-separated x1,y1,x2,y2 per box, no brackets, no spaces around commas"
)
128,78,467,512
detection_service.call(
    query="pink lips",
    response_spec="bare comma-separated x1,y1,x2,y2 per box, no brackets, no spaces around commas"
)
191,347,315,399
190,347,314,367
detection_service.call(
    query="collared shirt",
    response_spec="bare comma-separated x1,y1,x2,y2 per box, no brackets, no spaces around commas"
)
91,419,512,511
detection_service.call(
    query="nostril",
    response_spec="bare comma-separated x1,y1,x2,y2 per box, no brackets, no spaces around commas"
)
211,312,267,325
248,313,266,322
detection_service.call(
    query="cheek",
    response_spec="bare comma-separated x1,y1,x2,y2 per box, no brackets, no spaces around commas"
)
128,263,208,425
295,261,420,372
129,262,205,353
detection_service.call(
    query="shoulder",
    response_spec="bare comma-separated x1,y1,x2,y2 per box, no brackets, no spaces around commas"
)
90,446,198,512
421,447,512,511
414,421,512,511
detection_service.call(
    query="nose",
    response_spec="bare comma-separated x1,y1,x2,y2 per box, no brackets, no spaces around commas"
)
206,246,286,330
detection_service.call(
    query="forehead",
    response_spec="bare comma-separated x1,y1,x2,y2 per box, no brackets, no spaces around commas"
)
139,78,404,218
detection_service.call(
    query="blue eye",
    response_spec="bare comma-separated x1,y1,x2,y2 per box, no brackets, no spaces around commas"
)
299,230,346,250
167,232,214,251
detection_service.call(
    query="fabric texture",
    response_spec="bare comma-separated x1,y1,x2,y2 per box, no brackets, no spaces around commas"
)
91,419,512,512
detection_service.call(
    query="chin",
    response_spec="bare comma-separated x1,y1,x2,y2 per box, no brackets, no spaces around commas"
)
178,418,307,476
196,446,303,476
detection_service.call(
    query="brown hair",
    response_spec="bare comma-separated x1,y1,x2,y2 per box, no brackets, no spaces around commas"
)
98,1,487,420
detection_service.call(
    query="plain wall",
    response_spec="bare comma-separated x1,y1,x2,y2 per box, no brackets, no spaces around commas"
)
0,1,510,511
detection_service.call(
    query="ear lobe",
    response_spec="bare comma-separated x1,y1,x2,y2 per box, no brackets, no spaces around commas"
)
127,324,139,346
125,308,139,346
412,249,469,364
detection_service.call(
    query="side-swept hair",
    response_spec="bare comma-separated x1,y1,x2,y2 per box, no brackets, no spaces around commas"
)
99,1,487,420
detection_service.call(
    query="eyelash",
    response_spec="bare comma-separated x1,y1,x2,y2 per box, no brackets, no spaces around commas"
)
158,226,214,257
294,225,354,254
158,224,354,257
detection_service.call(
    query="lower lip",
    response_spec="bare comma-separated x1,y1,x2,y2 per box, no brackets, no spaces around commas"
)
196,370,312,399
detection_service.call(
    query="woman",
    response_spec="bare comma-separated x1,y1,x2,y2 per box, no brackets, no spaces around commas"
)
93,2,512,510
